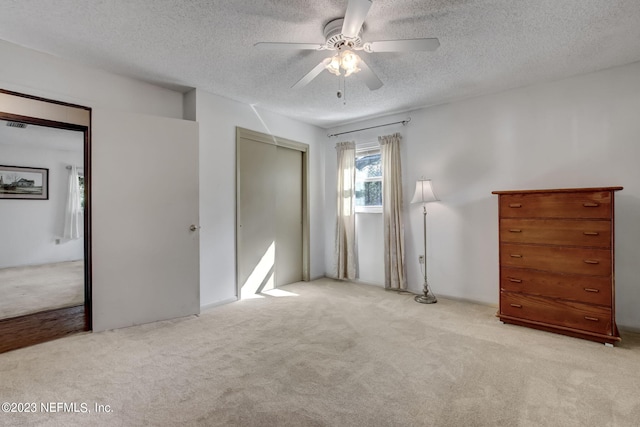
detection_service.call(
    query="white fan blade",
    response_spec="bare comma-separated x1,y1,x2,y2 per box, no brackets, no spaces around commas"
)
292,59,329,89
254,42,325,50
358,59,383,90
342,0,372,38
365,38,440,52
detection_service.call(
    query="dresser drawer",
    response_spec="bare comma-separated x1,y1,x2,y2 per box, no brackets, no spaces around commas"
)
499,219,611,248
500,292,612,335
499,191,613,219
500,243,611,276
500,267,611,306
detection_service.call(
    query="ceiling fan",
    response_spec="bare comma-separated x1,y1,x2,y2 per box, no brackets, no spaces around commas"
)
254,0,440,91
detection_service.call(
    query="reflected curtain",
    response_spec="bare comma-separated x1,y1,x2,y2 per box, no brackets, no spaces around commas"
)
379,133,407,289
335,141,357,280
63,165,82,241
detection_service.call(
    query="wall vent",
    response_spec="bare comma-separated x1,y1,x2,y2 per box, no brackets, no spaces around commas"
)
6,121,27,129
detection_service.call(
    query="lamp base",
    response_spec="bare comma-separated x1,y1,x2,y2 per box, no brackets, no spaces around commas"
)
414,293,437,304
415,281,437,304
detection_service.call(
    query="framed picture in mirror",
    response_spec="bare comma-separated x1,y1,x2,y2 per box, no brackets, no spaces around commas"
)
0,165,49,200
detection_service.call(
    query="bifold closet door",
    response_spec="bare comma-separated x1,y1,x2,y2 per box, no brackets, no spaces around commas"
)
275,145,303,287
237,136,302,298
237,137,277,297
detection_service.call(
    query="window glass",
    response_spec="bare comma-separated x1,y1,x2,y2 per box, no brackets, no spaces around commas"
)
355,151,382,210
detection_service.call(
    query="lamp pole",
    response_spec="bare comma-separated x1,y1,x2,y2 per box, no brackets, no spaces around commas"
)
415,203,437,304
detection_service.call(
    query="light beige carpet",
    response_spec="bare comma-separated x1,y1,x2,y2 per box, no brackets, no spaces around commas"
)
0,261,84,319
0,278,639,426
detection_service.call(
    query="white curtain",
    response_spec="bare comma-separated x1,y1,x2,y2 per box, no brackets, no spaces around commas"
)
63,165,82,241
379,133,407,289
335,141,357,280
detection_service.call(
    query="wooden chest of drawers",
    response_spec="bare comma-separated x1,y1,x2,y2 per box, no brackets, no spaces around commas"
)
492,187,623,345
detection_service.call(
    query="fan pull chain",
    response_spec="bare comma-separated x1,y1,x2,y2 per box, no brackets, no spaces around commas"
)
335,75,348,105
342,75,347,106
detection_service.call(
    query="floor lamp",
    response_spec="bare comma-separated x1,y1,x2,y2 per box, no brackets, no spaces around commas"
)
411,179,438,304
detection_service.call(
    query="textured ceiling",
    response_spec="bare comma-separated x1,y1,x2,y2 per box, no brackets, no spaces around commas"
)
1,0,640,128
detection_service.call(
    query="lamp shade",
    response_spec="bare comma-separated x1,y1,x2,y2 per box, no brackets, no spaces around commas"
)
411,179,439,204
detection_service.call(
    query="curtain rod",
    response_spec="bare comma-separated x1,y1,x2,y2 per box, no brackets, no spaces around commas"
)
327,117,411,138
66,165,84,170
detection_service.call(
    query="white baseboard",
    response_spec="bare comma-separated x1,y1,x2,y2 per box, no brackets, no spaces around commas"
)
323,275,498,308
322,274,384,287
200,297,238,313
617,323,640,334
432,292,499,309
349,278,385,288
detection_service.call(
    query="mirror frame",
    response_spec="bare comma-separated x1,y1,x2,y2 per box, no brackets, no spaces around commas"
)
0,89,92,353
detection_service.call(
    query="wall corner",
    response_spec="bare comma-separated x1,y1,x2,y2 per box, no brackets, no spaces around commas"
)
183,89,197,121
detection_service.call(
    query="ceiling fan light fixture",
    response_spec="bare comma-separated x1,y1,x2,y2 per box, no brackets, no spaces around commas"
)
343,65,360,77
325,55,342,76
340,49,361,76
324,49,362,77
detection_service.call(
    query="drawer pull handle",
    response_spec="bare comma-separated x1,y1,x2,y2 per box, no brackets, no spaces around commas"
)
583,231,600,236
509,203,522,208
584,288,600,293
510,254,522,258
584,316,599,322
509,229,522,233
509,278,522,283
510,304,522,308
583,202,600,207
583,259,600,264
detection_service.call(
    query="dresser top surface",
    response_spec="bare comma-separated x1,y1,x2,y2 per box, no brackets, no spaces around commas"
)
492,186,623,195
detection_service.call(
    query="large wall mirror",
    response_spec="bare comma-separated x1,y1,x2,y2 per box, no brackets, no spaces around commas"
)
0,89,91,353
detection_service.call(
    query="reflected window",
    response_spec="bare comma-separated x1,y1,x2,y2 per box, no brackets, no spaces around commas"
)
78,175,85,209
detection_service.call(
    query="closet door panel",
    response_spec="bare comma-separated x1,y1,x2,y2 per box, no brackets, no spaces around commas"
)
275,146,303,287
236,137,277,297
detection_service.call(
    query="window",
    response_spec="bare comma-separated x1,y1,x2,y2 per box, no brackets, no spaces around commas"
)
355,147,382,213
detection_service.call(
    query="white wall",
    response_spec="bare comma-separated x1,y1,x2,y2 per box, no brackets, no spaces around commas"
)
325,61,640,330
355,213,384,285
0,39,182,119
0,143,83,268
189,89,326,308
0,40,187,330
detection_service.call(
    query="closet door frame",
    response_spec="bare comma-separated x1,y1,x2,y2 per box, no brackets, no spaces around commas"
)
235,127,310,298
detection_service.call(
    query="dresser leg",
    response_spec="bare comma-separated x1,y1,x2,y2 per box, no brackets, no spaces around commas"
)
605,343,614,348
